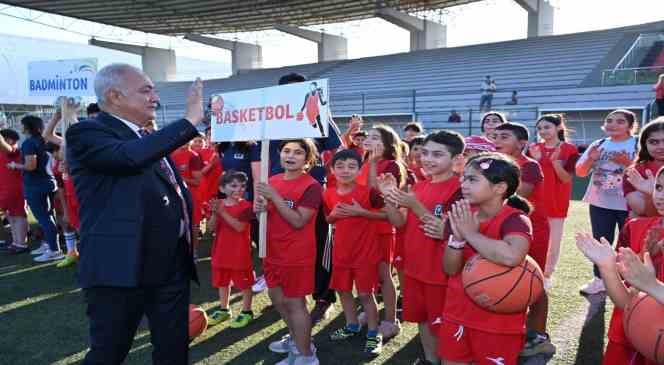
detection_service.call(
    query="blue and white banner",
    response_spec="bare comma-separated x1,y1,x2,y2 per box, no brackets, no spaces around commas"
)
28,58,97,97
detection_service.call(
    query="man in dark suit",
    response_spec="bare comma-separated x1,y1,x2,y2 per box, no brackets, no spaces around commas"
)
66,63,204,365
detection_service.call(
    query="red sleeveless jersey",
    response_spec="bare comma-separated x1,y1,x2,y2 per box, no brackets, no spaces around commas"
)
266,173,320,267
443,205,532,334
403,177,461,285
211,200,254,270
608,217,664,346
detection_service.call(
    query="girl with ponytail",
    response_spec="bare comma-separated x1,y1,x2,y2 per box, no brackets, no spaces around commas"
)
528,114,580,284
437,152,534,365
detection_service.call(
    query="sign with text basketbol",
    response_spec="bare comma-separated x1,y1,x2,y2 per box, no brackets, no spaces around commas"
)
210,79,330,141
28,58,97,97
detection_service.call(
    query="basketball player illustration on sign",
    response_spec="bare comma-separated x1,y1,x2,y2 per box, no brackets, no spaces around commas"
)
296,82,327,136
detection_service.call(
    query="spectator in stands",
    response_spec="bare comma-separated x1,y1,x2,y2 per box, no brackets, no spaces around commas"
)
86,103,100,119
402,121,423,142
7,115,62,261
480,111,507,142
447,110,462,123
506,90,519,105
654,74,664,117
250,72,343,326
480,75,496,111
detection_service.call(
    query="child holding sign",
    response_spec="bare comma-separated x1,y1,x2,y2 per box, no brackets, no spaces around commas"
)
255,139,322,365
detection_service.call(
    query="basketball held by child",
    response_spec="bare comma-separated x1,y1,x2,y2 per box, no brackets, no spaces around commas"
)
623,292,664,364
462,254,544,313
189,304,208,341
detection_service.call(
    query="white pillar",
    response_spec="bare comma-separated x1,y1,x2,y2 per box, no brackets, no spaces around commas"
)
183,34,262,74
274,24,347,61
376,7,446,51
89,39,176,82
514,0,555,37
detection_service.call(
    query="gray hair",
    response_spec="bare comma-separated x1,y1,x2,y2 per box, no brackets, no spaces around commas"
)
94,63,143,107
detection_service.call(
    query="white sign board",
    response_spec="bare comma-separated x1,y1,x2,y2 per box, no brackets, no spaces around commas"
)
28,58,97,97
210,79,330,142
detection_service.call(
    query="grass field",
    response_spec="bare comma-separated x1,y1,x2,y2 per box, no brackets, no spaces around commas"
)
0,200,612,365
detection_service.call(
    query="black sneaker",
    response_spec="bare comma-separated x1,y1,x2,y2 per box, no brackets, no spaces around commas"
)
330,326,360,341
310,301,333,325
7,244,29,254
412,358,437,365
520,330,556,357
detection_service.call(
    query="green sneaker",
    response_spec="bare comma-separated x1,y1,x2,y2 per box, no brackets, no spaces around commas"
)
230,312,253,328
364,334,383,355
207,310,231,326
56,254,79,268
330,326,360,341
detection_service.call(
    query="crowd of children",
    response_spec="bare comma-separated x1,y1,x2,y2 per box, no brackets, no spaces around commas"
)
5,90,664,365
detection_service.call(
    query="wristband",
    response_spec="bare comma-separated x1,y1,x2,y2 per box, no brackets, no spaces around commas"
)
447,236,466,249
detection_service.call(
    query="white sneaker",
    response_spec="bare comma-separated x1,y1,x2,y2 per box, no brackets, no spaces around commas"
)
269,335,295,354
252,275,267,293
34,249,65,263
30,242,49,255
580,277,606,295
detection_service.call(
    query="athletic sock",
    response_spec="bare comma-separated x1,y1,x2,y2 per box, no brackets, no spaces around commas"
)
64,231,77,254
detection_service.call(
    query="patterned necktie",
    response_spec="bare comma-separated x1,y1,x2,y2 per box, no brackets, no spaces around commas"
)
138,129,192,246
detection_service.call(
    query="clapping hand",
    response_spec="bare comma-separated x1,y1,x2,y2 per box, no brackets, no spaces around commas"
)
421,214,447,240
575,232,616,268
528,144,542,161
448,199,478,240
610,150,633,167
625,168,655,195
587,144,602,161
617,247,658,293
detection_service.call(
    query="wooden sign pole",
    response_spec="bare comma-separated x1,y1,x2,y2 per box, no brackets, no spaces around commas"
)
258,139,270,258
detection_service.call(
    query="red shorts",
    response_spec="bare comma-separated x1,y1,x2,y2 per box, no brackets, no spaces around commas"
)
438,319,524,365
330,265,379,294
264,262,314,298
65,194,80,230
378,233,396,264
212,268,255,290
603,340,650,365
191,199,203,225
402,275,446,333
0,194,26,217
529,218,550,269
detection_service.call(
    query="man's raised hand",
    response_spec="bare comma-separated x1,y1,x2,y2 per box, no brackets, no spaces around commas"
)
185,78,204,125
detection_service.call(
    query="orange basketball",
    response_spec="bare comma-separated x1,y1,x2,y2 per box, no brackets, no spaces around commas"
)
462,254,544,313
623,292,664,364
188,304,208,341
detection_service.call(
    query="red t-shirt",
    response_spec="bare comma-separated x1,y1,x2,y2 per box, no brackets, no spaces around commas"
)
516,154,548,221
211,200,254,270
323,184,383,268
608,217,664,346
443,205,532,334
171,148,204,198
0,147,22,197
404,177,462,285
623,160,664,217
357,159,402,235
266,173,322,267
532,142,579,218
196,147,223,202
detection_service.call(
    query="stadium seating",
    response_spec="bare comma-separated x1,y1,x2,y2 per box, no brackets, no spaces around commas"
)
155,20,664,141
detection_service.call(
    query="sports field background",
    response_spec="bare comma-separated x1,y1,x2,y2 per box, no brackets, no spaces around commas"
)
0,180,611,364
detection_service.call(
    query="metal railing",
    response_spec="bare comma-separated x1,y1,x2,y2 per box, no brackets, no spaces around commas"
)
601,66,664,86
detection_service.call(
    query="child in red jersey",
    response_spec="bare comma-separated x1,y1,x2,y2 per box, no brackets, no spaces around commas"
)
528,114,579,286
576,166,664,365
625,118,664,218
0,129,28,252
494,122,554,358
324,149,385,355
171,142,204,251
358,124,406,339
255,139,322,365
381,130,465,364
207,170,255,329
192,134,223,215
407,136,427,182
436,153,533,365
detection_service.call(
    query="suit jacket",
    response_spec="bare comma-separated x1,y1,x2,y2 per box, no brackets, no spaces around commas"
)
66,112,199,288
